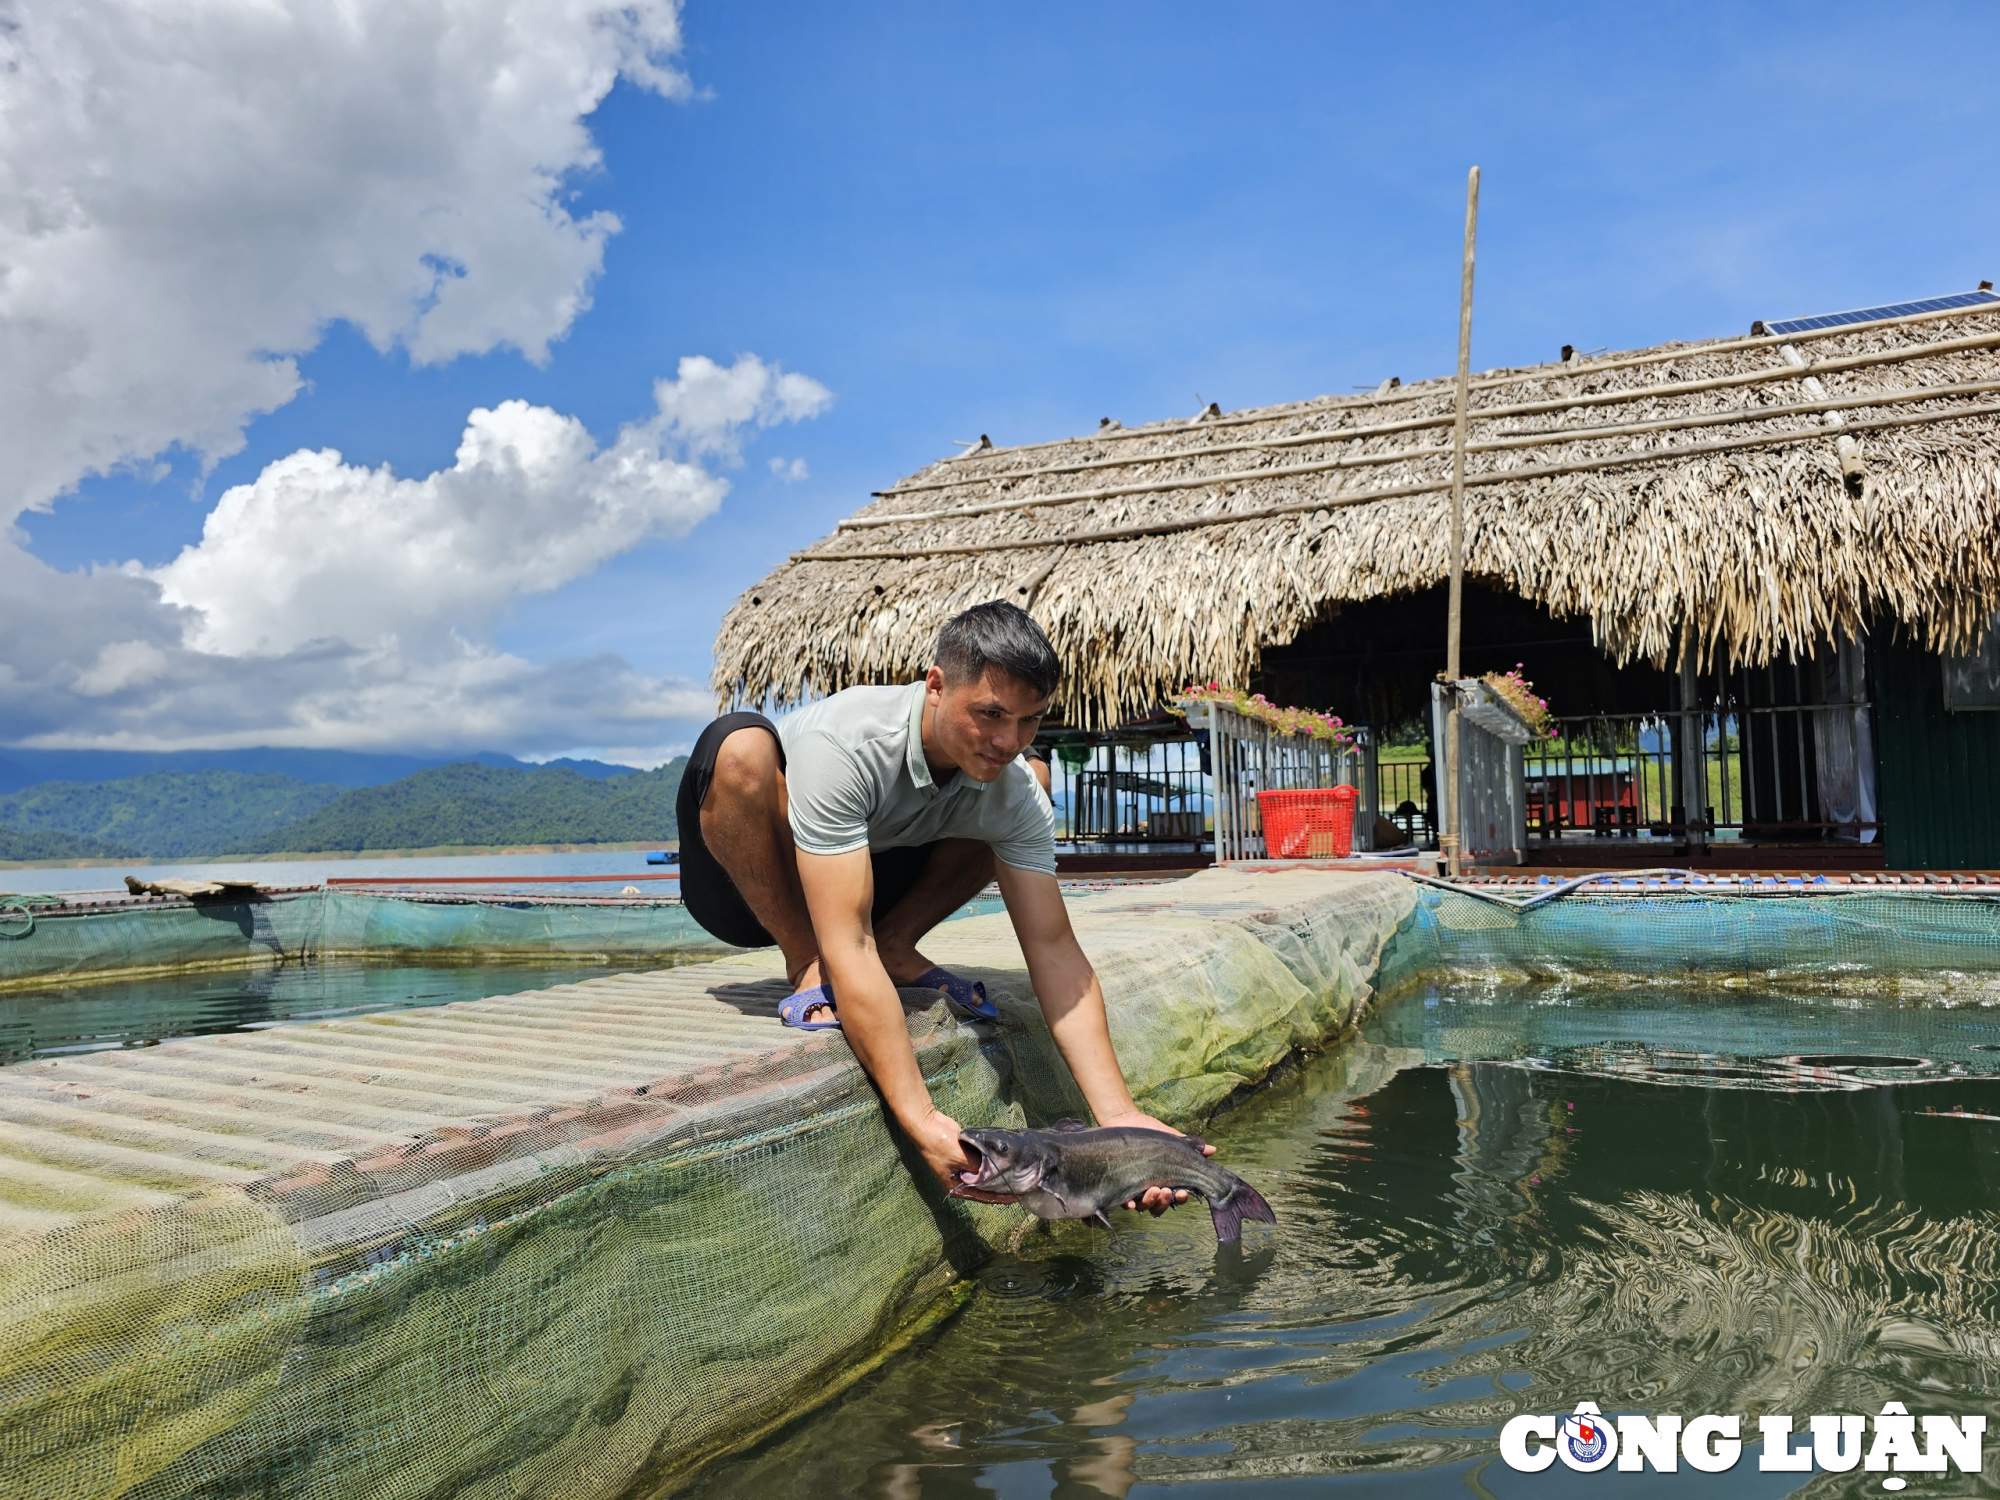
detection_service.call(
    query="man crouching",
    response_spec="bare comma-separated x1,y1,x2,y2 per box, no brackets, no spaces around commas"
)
676,600,1203,1212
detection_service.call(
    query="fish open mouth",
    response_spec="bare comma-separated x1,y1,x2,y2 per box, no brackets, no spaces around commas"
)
957,1134,989,1186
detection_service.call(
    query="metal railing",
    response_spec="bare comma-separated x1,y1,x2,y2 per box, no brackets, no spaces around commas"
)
1375,756,1432,845
1524,715,1674,839
1524,700,1878,843
1039,732,1209,845
1040,711,1385,860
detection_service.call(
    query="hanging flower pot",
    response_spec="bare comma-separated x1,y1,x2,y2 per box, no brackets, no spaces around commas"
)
1172,684,1353,747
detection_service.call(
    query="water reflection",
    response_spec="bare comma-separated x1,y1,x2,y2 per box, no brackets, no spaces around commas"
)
0,957,628,1063
680,986,2000,1499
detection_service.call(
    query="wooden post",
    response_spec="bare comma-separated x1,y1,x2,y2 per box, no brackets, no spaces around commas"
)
1443,165,1480,878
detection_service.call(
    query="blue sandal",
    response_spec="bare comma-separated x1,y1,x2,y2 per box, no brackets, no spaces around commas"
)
778,983,841,1031
913,966,998,1022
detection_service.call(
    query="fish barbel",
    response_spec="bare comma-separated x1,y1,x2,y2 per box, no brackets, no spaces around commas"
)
952,1121,1276,1244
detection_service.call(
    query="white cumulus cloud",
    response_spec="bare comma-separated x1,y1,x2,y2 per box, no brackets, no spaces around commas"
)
0,357,827,753
154,402,710,657
72,641,174,698
0,0,691,520
0,0,834,757
651,354,834,460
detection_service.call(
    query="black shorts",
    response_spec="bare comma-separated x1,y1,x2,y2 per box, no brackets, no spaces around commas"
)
675,711,942,949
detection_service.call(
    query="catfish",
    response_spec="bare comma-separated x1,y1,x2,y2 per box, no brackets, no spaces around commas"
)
952,1120,1276,1244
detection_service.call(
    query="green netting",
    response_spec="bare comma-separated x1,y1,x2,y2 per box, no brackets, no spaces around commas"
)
311,891,735,963
1384,886,2000,998
0,891,736,992
0,1188,307,1497
130,1012,1023,1500
0,895,324,990
0,870,1413,1500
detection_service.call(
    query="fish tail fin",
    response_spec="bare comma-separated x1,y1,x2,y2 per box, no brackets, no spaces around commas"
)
1209,1181,1277,1245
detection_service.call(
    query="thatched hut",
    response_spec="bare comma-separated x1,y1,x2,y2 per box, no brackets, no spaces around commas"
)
715,291,2000,868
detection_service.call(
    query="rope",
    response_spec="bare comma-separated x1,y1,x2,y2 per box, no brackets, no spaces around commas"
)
1399,867,1702,912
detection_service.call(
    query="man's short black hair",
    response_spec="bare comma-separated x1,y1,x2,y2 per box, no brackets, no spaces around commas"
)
935,600,1062,700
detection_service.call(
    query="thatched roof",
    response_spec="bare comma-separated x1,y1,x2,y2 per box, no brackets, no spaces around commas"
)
715,295,2000,725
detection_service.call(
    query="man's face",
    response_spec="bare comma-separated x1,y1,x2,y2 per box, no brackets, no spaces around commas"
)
924,665,1051,783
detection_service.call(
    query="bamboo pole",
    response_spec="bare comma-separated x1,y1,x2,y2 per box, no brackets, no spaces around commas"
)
836,372,2000,532
842,330,2000,528
798,393,2000,562
1443,166,1479,879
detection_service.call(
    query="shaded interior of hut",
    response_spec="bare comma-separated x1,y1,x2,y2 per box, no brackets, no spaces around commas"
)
1254,580,1674,730
1253,579,1888,855
1255,580,1877,732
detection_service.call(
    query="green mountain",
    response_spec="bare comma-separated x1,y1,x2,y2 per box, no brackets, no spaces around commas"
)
245,760,686,854
0,771,346,859
0,824,135,862
0,747,643,795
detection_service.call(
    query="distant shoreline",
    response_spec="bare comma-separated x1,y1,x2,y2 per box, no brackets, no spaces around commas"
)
0,840,680,872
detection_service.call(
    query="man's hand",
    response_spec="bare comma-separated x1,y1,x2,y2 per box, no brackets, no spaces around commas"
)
908,1105,979,1190
1100,1109,1216,1216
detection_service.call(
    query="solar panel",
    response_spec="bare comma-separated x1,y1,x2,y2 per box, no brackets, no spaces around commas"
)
1756,289,1999,336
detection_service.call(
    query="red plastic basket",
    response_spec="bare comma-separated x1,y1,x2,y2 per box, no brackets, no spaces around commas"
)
1255,786,1359,859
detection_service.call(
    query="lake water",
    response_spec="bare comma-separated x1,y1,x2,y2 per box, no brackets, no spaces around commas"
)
0,957,638,1066
0,847,676,897
0,889,1010,1062
679,981,2000,1498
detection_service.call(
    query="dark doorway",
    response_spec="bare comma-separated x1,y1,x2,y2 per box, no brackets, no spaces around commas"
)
1253,581,1672,729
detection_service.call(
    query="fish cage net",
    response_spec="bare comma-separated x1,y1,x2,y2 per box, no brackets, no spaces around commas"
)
0,872,1416,1499
1385,887,2000,999
0,889,737,992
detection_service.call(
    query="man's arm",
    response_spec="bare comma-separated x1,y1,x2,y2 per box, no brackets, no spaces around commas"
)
795,848,969,1186
994,863,1215,1211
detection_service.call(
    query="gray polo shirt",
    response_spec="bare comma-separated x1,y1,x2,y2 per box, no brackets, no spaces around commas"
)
778,681,1056,875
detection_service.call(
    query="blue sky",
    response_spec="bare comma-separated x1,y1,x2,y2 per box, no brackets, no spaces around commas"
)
9,1,1999,762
